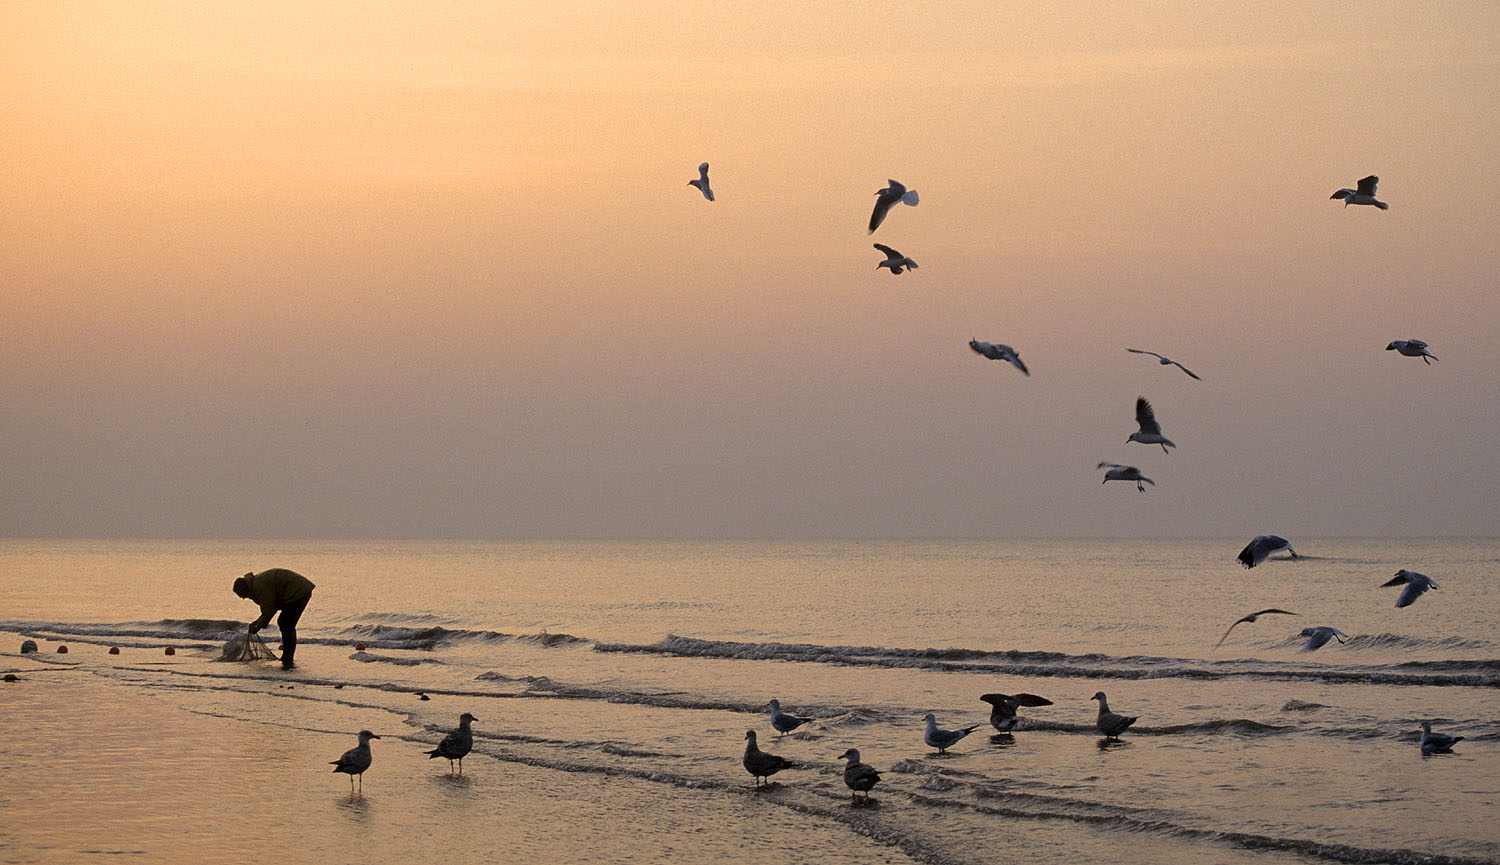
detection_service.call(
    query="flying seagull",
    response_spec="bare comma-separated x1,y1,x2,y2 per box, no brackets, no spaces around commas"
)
1299,626,1349,652
1386,339,1437,364
1382,569,1439,608
743,730,792,787
768,699,810,737
868,179,918,233
1330,175,1387,209
331,730,380,794
1214,609,1298,648
1126,348,1201,380
1420,721,1462,754
979,693,1053,733
1097,462,1154,492
923,713,980,755
969,339,1029,375
1128,396,1175,452
838,748,882,803
873,243,917,274
1090,692,1137,740
688,162,714,201
425,712,477,774
1237,535,1298,568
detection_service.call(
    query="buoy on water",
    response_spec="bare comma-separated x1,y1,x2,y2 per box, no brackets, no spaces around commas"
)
109,646,121,655
354,642,367,651
164,647,176,656
57,645,68,654
20,640,37,654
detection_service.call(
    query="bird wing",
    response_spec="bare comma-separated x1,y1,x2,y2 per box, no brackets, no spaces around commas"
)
1214,620,1245,648
1171,360,1202,380
1405,339,1428,349
873,243,900,258
1014,693,1052,707
1380,573,1413,587
869,196,896,233
1331,188,1354,200
1356,175,1379,196
1126,348,1165,360
1008,351,1030,376
1135,397,1162,435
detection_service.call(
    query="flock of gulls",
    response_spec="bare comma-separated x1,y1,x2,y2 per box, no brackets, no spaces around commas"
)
324,168,1461,800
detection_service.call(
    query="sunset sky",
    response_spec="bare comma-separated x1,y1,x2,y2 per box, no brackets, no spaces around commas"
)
3,2,1498,539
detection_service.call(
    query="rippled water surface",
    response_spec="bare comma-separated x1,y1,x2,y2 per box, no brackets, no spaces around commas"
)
1,538,1496,865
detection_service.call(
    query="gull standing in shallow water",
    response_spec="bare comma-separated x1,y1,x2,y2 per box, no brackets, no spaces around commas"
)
1237,535,1298,568
873,243,917,274
1215,609,1298,648
969,340,1029,375
1126,348,1201,380
1097,462,1154,492
923,713,980,755
743,730,792,787
331,730,380,794
1299,626,1349,652
426,712,477,774
1330,175,1387,209
868,179,918,233
768,699,810,737
1128,397,1175,452
1090,692,1137,740
838,748,882,803
688,162,714,201
1382,569,1439,608
979,693,1053,733
1386,339,1438,364
1420,721,1462,754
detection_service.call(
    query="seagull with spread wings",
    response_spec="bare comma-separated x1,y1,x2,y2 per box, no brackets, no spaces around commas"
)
1214,609,1298,648
873,243,917,274
1126,348,1201,380
1330,175,1387,209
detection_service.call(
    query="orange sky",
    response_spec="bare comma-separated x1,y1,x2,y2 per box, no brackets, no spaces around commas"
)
3,2,1498,538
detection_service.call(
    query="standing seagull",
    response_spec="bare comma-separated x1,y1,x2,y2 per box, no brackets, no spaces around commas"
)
1097,462,1154,492
1127,397,1175,452
922,713,980,755
873,243,918,274
1381,569,1439,608
1299,626,1349,652
1386,339,1438,364
768,699,810,738
1126,349,1201,380
1237,535,1298,568
868,179,918,233
838,748,882,803
743,730,792,787
1330,175,1387,209
979,693,1053,734
331,730,380,794
426,712,477,774
1090,692,1137,740
1419,721,1463,754
688,162,714,201
1214,609,1298,648
969,339,1029,375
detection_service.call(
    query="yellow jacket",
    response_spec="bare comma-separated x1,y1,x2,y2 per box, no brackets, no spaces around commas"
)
244,568,315,629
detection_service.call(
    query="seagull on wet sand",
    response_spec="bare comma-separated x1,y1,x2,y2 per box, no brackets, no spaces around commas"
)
1299,626,1349,652
1091,692,1137,740
1126,348,1201,380
688,162,714,201
1331,175,1387,209
1215,609,1298,648
1386,339,1437,364
923,713,980,755
1420,721,1462,754
969,340,1029,375
743,730,792,786
839,748,882,803
1128,397,1175,452
1097,462,1154,492
979,693,1053,733
768,699,810,737
426,712,477,774
331,730,380,794
873,243,917,274
869,179,918,233
1237,535,1298,568
1382,570,1439,608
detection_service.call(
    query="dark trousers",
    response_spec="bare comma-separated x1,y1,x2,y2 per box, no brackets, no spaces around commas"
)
277,592,312,665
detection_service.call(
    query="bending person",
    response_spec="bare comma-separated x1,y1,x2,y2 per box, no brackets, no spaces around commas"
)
233,568,315,670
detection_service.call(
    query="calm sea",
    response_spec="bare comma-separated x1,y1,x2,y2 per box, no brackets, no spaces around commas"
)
1,538,1496,865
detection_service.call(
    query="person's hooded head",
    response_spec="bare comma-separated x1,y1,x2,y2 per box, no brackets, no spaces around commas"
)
232,574,252,598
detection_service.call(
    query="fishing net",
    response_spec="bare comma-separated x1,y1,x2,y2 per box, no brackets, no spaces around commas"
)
217,631,279,662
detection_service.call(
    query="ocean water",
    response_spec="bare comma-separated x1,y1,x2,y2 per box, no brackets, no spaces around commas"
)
1,537,1496,865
